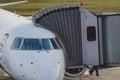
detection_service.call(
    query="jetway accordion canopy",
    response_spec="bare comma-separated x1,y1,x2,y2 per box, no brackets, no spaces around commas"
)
32,4,83,68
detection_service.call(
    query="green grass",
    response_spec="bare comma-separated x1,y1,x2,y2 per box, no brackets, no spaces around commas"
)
0,0,120,16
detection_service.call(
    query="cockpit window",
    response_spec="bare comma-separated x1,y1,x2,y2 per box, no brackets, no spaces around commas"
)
21,39,41,50
11,38,22,49
11,38,60,50
42,39,51,50
42,39,60,50
50,39,59,49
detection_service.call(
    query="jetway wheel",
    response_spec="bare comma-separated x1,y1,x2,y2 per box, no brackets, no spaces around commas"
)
65,67,86,77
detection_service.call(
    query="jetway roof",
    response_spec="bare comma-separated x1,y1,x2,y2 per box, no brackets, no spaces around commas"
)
93,12,120,17
32,4,80,20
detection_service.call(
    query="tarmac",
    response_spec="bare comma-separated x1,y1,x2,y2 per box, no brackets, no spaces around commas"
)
0,67,120,80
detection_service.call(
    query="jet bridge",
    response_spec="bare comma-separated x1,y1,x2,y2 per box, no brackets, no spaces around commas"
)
96,13,120,66
32,4,120,76
32,4,99,68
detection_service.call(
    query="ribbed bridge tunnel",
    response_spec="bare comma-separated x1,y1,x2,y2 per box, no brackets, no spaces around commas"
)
32,4,83,68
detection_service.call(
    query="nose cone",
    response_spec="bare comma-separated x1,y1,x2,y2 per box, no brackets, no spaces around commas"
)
7,50,65,80
36,66,64,80
29,59,65,80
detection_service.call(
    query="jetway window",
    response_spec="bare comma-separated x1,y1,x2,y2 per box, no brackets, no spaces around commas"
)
87,26,96,41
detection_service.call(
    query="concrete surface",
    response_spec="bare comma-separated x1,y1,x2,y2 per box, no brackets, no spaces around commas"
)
0,67,120,80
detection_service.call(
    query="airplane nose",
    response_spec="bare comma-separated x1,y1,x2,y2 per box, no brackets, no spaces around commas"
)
7,51,65,80
37,67,62,80
25,63,64,80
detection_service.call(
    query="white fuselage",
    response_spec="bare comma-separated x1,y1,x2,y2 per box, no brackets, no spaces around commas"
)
0,9,65,80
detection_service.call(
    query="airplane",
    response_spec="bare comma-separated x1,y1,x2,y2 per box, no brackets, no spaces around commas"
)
2,0,117,79
0,0,66,80
1,1,120,80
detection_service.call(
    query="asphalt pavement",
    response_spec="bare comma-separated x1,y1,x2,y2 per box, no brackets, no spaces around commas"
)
0,67,120,80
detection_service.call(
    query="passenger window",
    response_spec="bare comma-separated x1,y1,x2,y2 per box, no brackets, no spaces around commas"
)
87,26,96,41
21,39,41,50
12,38,22,49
